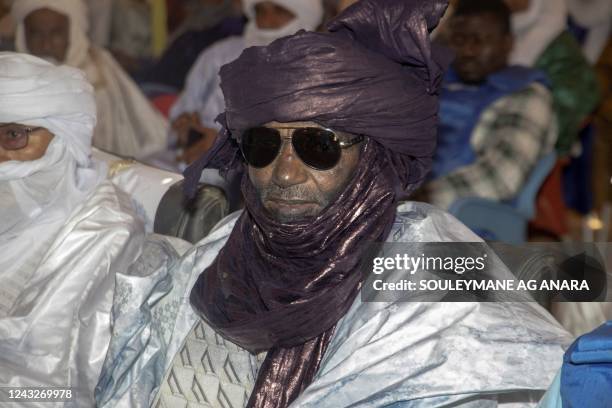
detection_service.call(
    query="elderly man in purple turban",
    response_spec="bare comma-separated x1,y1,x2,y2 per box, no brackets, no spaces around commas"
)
96,1,571,407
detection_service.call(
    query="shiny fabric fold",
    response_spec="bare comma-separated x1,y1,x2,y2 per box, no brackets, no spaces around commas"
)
190,141,396,350
247,328,335,408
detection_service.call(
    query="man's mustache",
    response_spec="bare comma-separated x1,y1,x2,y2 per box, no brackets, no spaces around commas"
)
258,184,327,206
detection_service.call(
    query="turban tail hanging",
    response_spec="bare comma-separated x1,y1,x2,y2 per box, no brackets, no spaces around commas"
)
187,1,451,407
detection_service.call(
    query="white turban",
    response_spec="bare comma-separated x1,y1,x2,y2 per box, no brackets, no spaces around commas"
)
0,52,102,284
510,0,567,66
12,0,90,68
242,0,324,47
0,52,96,172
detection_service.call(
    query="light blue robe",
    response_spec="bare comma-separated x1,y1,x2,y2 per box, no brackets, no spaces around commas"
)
96,202,571,407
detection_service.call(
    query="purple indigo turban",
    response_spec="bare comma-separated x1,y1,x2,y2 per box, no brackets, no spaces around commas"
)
184,0,451,199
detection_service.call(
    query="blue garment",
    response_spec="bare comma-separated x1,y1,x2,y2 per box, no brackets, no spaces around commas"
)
432,66,548,179
538,371,563,408
561,321,612,408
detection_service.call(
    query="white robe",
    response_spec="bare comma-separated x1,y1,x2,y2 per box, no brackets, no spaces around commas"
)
82,46,169,158
0,179,146,407
170,36,245,131
96,202,571,408
0,52,162,407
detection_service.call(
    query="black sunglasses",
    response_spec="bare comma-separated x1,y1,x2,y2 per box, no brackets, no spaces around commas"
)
239,126,364,171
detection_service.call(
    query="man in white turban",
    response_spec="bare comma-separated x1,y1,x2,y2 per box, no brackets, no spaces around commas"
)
169,0,325,166
0,52,148,407
11,0,169,159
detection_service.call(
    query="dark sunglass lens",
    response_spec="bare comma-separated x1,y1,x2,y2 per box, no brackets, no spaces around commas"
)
292,128,341,170
240,127,282,168
0,127,28,150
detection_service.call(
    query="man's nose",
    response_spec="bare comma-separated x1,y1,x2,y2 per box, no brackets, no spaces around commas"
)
270,140,308,188
459,39,480,58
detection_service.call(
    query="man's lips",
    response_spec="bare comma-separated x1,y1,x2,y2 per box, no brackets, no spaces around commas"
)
267,198,319,206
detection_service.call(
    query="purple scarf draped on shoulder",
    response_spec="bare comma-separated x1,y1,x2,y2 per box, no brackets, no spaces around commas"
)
185,1,451,406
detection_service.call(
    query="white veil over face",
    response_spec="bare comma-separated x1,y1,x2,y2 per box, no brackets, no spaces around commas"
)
242,0,325,47
0,52,101,314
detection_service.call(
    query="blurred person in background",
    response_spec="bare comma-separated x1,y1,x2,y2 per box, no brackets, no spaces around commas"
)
564,1,612,215
108,0,167,74
422,0,557,210
86,0,112,47
552,34,612,339
110,0,151,68
12,0,169,159
593,37,612,213
0,0,14,50
137,0,246,92
169,0,324,166
504,0,599,155
0,52,147,407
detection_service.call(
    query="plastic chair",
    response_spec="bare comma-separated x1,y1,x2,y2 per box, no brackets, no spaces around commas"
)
448,152,557,243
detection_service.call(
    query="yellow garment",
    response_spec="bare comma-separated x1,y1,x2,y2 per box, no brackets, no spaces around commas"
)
150,0,167,57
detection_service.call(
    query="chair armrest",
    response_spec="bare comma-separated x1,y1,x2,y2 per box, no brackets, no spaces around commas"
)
154,181,229,243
